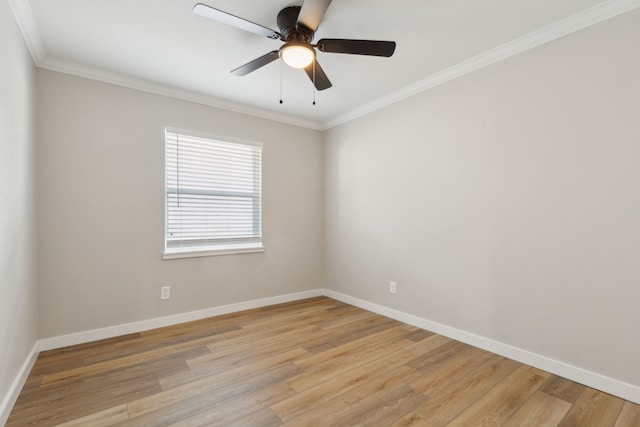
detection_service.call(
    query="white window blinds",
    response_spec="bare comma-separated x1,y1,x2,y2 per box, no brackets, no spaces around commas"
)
165,129,262,255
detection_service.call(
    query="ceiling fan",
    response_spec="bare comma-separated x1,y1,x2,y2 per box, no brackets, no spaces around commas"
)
193,0,397,91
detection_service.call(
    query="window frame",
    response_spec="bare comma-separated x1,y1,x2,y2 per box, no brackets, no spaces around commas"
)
163,127,264,259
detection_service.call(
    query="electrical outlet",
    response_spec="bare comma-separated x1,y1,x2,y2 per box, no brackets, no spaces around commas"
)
161,286,170,300
390,281,397,295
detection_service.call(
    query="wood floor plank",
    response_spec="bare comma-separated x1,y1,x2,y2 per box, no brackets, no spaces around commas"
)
413,356,520,426
201,321,323,360
614,401,640,427
83,324,240,365
558,388,625,427
539,374,587,404
294,324,410,369
7,296,640,427
159,345,308,391
301,314,401,354
187,324,326,368
405,334,453,356
502,390,572,427
409,346,496,397
281,364,421,427
223,406,283,427
237,304,336,331
40,336,217,386
314,307,376,329
288,335,414,392
272,348,418,421
167,381,295,427
405,328,436,342
8,346,207,426
195,325,322,370
391,412,435,427
29,333,143,377
130,348,307,418
445,366,547,427
332,385,428,427
252,296,337,316
115,363,301,427
406,339,471,373
53,404,128,427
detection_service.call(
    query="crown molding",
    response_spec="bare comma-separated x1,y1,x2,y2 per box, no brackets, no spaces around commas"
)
321,0,640,130
8,0,640,131
37,56,325,131
7,0,324,130
7,0,45,61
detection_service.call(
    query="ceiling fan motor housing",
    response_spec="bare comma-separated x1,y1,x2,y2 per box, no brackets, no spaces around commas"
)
277,6,314,43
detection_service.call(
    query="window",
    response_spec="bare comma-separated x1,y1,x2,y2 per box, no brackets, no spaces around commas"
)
164,129,263,258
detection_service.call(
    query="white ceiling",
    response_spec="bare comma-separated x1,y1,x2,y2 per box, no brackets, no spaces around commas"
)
11,0,640,128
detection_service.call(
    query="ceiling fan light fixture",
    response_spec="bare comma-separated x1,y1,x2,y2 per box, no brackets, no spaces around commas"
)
280,43,315,69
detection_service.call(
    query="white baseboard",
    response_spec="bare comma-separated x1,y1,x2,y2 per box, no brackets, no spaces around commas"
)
0,341,39,426
39,289,324,351
12,287,639,419
324,289,640,405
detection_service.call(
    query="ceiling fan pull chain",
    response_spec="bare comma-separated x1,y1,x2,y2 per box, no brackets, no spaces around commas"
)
312,60,316,105
279,59,283,104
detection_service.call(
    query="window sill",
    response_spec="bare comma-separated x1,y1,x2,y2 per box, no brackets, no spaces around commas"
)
163,244,264,259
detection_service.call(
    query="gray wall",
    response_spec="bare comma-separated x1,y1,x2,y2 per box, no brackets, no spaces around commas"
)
324,9,640,387
37,70,324,338
0,0,38,420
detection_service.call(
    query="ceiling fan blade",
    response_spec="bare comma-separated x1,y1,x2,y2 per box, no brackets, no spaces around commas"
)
304,60,332,91
297,0,333,32
193,3,281,40
231,51,280,76
317,39,396,57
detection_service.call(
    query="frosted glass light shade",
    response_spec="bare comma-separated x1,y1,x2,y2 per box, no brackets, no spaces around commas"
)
280,44,315,68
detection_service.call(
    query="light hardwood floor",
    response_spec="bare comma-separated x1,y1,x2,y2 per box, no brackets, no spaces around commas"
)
7,297,640,426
